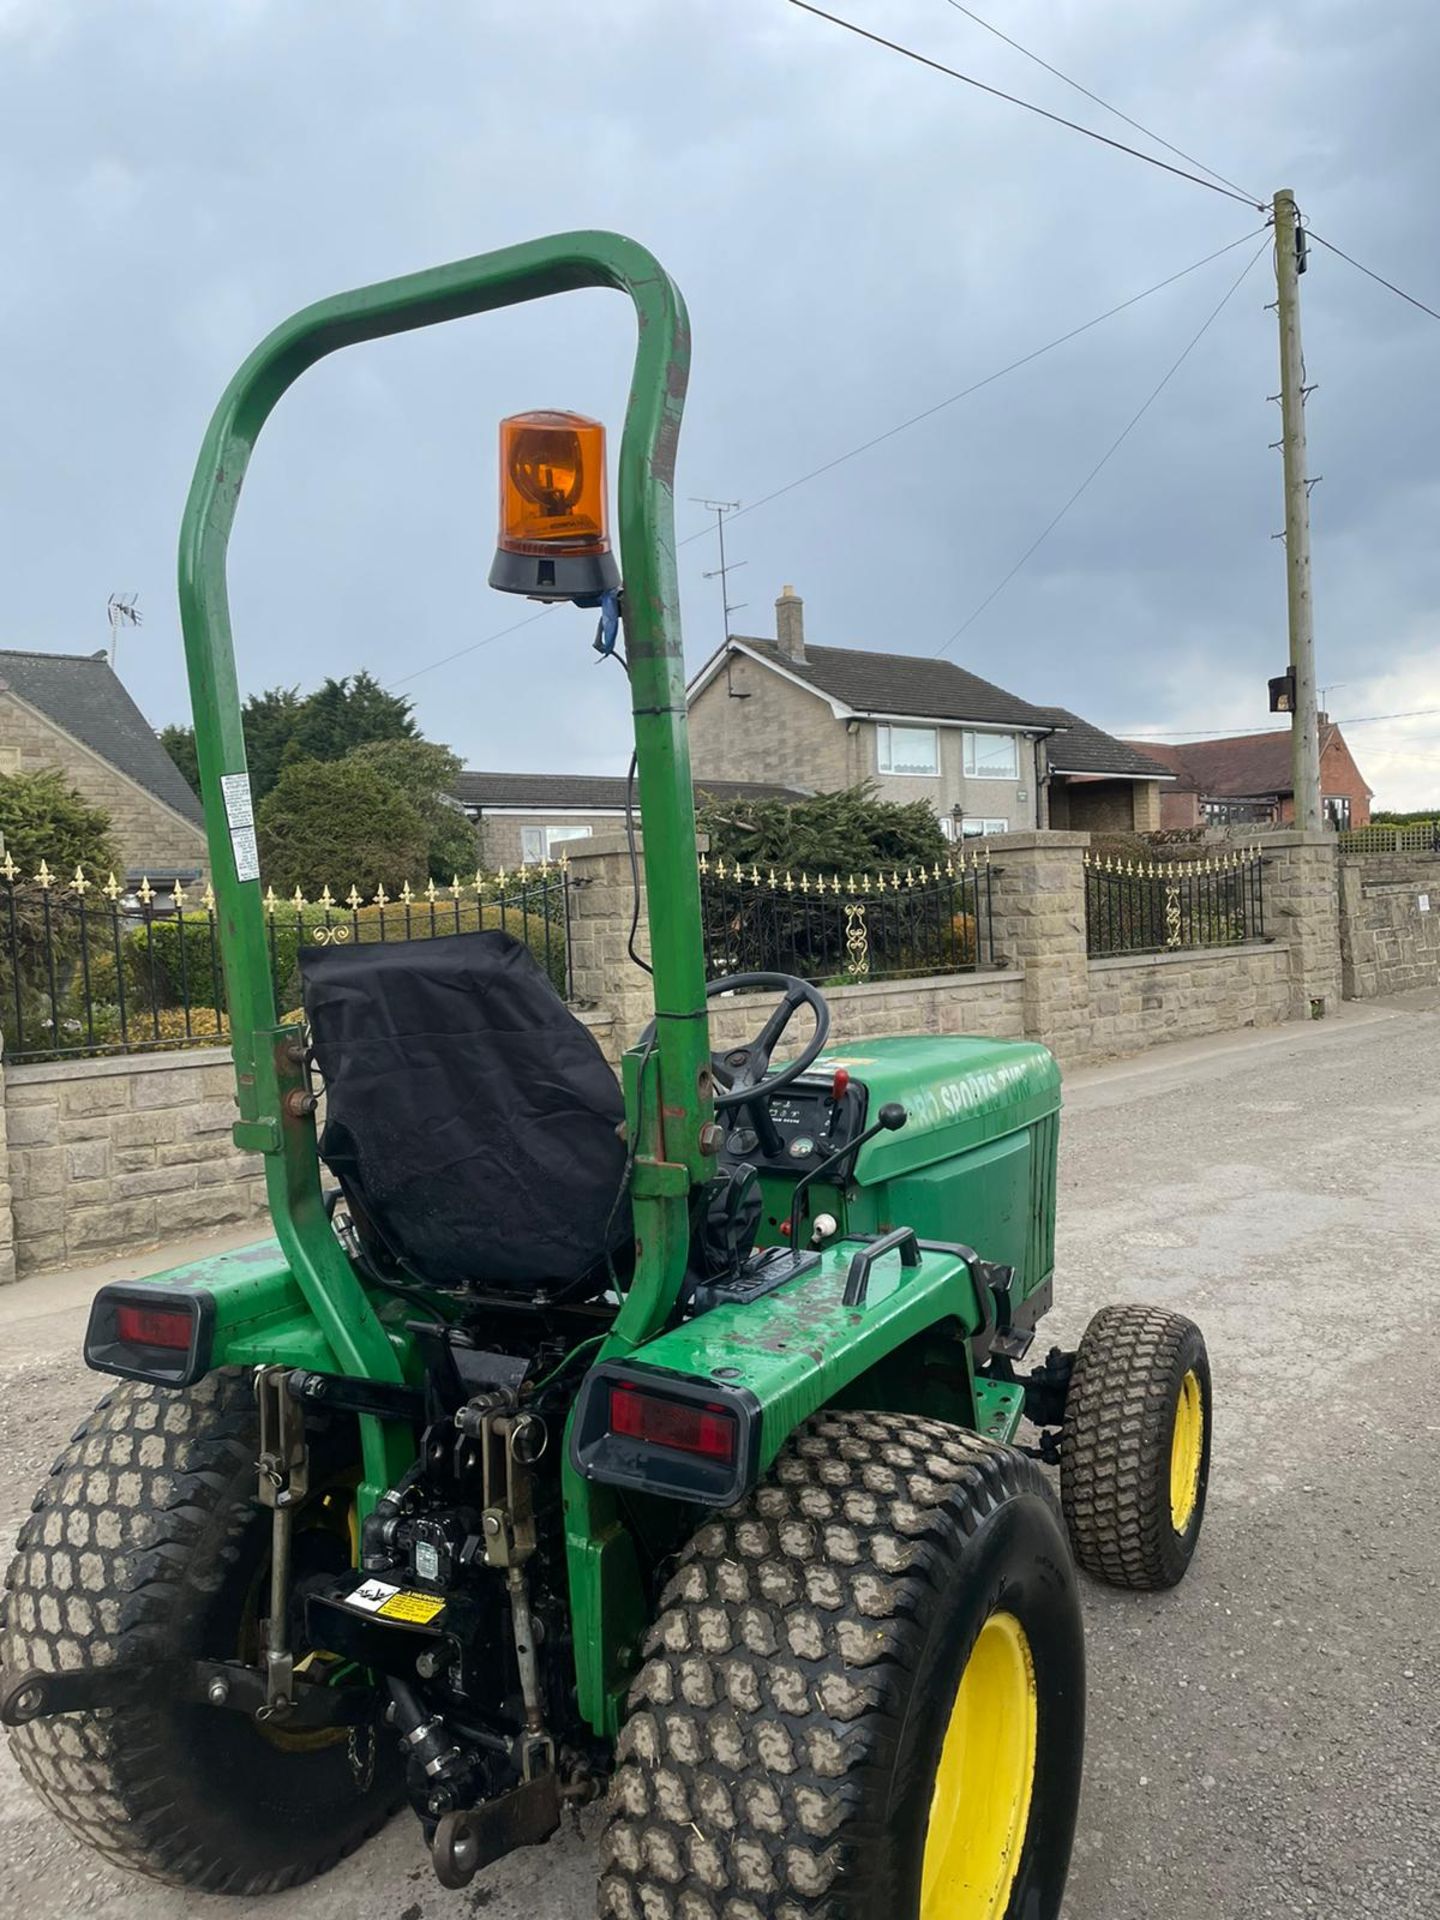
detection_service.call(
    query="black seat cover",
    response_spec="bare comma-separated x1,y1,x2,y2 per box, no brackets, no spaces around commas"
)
300,930,630,1293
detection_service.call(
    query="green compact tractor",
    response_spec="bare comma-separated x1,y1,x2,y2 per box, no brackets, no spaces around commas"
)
0,233,1211,1920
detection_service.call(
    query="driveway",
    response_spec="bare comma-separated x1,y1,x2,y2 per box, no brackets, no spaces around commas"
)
2,996,1437,1919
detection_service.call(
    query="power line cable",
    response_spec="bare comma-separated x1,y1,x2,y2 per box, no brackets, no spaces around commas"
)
682,228,1266,542
1307,231,1440,324
1123,705,1440,738
786,1,1266,210
940,0,1261,205
935,236,1270,657
388,230,1263,689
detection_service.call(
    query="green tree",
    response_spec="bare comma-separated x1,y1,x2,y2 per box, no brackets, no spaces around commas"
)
159,723,201,797
287,672,416,766
242,686,307,799
696,781,948,876
0,767,118,878
345,739,478,881
256,757,428,899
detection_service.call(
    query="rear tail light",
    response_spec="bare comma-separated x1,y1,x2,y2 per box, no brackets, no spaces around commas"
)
115,1303,194,1350
609,1383,737,1463
85,1286,213,1388
571,1363,759,1507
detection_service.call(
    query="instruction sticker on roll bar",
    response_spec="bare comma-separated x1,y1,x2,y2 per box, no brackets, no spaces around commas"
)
220,773,260,882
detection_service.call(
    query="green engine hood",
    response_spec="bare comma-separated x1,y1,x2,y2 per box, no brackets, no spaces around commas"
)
815,1035,1062,1182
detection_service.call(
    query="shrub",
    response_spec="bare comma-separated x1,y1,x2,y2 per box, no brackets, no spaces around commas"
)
697,781,948,875
257,758,430,898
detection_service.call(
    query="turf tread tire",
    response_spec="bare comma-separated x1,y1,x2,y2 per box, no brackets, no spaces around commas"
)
1,1370,396,1894
596,1407,1083,1920
1060,1303,1211,1592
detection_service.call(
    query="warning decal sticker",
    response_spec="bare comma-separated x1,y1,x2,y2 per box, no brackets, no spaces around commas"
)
376,1591,446,1625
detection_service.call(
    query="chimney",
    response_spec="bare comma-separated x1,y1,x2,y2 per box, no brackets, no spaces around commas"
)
775,584,805,663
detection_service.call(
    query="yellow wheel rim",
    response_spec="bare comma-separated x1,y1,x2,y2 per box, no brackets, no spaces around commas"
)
1169,1369,1205,1534
920,1611,1038,1920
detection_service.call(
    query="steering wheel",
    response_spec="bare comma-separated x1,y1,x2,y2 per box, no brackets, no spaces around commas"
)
637,971,831,1152
701,972,831,1110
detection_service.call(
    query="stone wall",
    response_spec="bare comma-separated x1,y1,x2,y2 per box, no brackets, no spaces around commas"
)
0,1047,266,1278
688,652,860,793
0,689,209,880
1338,856,1440,998
1088,944,1291,1058
707,970,1026,1056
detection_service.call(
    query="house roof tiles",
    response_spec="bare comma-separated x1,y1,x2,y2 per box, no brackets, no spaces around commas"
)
0,648,203,825
727,637,1057,729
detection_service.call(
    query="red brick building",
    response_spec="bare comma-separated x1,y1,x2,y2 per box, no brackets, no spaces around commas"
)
1125,720,1372,830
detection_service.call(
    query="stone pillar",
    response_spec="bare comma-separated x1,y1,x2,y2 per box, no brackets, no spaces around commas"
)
986,831,1092,1065
1260,830,1341,1018
565,834,655,1062
1132,781,1162,832
0,1039,15,1284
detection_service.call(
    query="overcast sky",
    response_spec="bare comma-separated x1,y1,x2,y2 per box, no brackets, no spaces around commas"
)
3,0,1437,805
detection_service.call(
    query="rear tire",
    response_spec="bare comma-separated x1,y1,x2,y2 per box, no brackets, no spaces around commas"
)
1061,1304,1212,1591
598,1409,1085,1920
1,1370,400,1893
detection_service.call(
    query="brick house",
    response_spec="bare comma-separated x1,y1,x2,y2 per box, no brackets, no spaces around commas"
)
0,649,208,881
1131,721,1373,830
453,771,808,869
686,586,1172,839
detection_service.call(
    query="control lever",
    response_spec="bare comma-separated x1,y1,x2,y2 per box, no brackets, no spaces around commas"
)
788,1102,907,1251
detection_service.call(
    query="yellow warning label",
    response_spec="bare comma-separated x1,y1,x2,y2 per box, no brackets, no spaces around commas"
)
376,1590,446,1625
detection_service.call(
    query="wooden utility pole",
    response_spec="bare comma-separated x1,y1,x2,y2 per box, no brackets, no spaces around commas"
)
1272,189,1322,830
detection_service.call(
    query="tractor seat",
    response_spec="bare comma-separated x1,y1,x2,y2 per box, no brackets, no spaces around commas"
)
300,930,631,1297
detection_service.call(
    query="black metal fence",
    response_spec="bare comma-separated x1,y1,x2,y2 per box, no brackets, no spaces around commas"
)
0,860,572,1062
1085,850,1265,958
699,853,995,984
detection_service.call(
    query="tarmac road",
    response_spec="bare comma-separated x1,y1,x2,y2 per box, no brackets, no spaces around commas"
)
1,994,1437,1920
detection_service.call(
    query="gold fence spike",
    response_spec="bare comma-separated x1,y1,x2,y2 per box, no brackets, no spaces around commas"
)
202,882,217,913
103,871,121,901
136,875,155,905
35,859,54,890
750,864,761,885
346,886,363,910
784,870,794,893
172,879,187,910
768,867,778,888
399,881,414,906
0,851,15,881
292,885,307,910
373,883,389,908
263,886,279,915
424,879,438,904
319,884,334,908
698,851,708,874
450,875,463,899
71,864,90,895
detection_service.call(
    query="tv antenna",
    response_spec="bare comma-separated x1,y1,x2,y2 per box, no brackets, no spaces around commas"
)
691,499,747,649
106,593,141,670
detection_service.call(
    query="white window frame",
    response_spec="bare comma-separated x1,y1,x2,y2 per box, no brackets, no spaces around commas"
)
961,817,1009,839
877,723,939,777
963,730,1020,780
520,823,592,864
1323,795,1352,829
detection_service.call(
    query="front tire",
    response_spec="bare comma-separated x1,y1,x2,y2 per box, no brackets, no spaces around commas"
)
1,1370,399,1893
599,1409,1085,1920
1061,1304,1212,1591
